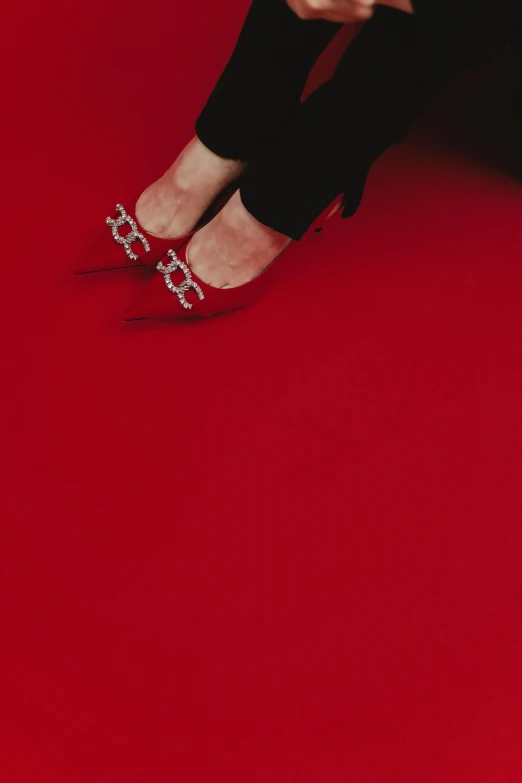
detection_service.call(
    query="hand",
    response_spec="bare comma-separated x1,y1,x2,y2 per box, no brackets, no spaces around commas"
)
286,0,376,23
286,0,413,23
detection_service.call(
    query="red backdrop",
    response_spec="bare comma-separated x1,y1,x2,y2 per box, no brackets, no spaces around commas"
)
1,1,522,781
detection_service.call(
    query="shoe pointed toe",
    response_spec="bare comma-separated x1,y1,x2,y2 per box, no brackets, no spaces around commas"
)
74,226,144,275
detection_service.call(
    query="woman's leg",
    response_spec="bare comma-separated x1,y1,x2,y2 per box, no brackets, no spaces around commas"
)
187,5,496,288
238,7,449,240
187,8,443,287
249,1,522,241
195,0,342,161
136,0,341,239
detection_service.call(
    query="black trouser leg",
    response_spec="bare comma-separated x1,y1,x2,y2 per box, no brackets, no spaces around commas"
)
240,8,460,239
196,2,503,240
195,0,341,160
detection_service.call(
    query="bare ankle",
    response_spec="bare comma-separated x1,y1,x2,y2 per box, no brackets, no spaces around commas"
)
168,137,246,189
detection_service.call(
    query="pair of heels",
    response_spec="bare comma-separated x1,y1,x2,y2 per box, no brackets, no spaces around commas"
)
76,189,344,320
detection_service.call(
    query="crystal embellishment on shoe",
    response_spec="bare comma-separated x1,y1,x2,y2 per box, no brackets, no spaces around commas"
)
157,250,205,310
106,204,151,262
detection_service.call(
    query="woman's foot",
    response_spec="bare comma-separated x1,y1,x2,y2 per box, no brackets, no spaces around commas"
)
123,193,293,320
135,137,247,239
186,190,292,289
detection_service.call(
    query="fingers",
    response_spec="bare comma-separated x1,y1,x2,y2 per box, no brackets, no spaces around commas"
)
345,0,375,21
287,0,376,23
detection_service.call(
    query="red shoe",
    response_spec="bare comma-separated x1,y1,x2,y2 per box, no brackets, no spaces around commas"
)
74,190,233,275
123,196,344,321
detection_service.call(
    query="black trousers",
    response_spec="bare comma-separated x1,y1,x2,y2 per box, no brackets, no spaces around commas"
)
195,0,514,239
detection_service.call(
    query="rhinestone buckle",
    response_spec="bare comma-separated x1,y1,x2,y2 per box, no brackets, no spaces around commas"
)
157,250,205,310
106,204,150,261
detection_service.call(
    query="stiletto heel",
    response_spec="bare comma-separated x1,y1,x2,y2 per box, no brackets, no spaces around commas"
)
309,195,345,233
123,194,345,321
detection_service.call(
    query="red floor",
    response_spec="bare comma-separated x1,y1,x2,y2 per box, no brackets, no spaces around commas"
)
2,1,522,781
